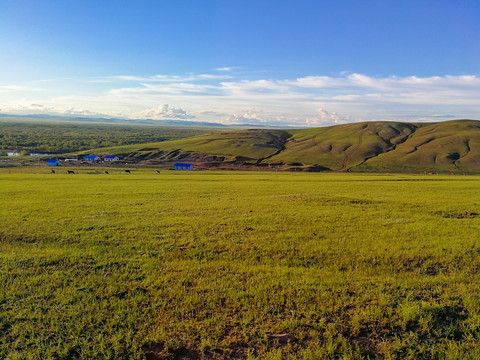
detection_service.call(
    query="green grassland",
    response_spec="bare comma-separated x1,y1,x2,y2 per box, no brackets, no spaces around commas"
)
0,119,215,154
2,169,480,359
91,120,480,173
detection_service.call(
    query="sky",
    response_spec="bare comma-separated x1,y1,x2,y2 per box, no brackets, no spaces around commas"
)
1,0,480,126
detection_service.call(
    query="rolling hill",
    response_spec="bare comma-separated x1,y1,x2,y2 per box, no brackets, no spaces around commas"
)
356,120,480,172
80,119,480,173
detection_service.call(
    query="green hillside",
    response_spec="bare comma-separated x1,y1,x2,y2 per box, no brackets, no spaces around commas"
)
79,120,480,173
357,120,480,173
81,129,291,163
272,121,418,170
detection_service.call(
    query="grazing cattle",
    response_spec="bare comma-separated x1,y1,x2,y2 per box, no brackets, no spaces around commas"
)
67,170,75,174
155,170,160,174
50,169,55,174
104,171,109,174
124,170,131,174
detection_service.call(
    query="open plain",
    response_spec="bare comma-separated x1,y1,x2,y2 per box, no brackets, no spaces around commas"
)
1,169,480,359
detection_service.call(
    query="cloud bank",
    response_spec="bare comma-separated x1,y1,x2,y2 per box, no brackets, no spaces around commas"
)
135,104,194,119
1,72,480,126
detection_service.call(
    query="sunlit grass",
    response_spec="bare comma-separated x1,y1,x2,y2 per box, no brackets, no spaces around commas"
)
1,169,480,359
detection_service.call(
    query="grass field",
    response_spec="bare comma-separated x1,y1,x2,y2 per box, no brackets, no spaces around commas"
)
1,169,480,359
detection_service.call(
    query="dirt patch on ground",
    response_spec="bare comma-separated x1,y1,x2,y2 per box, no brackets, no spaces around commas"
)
432,210,479,219
138,148,160,151
144,343,202,360
266,333,297,344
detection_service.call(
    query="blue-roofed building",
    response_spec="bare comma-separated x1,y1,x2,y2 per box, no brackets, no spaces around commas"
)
104,155,119,162
83,155,101,162
47,159,60,166
174,163,193,171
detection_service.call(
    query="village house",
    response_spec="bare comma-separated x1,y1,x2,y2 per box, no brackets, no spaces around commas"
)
47,159,60,166
83,155,101,162
174,163,194,171
104,155,119,162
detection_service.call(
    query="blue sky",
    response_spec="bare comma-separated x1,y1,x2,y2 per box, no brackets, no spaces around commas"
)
1,0,479,126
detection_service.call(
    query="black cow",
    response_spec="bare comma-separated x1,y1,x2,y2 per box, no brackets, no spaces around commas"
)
155,170,160,174
50,169,55,174
104,171,109,174
124,170,131,174
67,170,75,174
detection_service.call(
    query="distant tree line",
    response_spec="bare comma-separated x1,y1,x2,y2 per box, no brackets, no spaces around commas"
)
0,120,212,154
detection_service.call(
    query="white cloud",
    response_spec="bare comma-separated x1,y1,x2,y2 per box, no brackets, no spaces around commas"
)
306,108,352,126
110,73,231,83
109,82,217,97
0,85,44,92
220,79,290,94
2,72,480,126
196,110,227,117
63,107,103,116
134,104,194,119
287,73,480,93
224,109,266,124
0,103,110,117
287,76,342,88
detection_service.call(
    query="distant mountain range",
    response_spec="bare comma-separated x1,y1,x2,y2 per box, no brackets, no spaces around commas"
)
78,119,480,173
0,113,295,128
0,113,228,127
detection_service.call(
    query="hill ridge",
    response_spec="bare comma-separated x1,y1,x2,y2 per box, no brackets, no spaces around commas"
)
79,119,480,173
343,122,420,171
